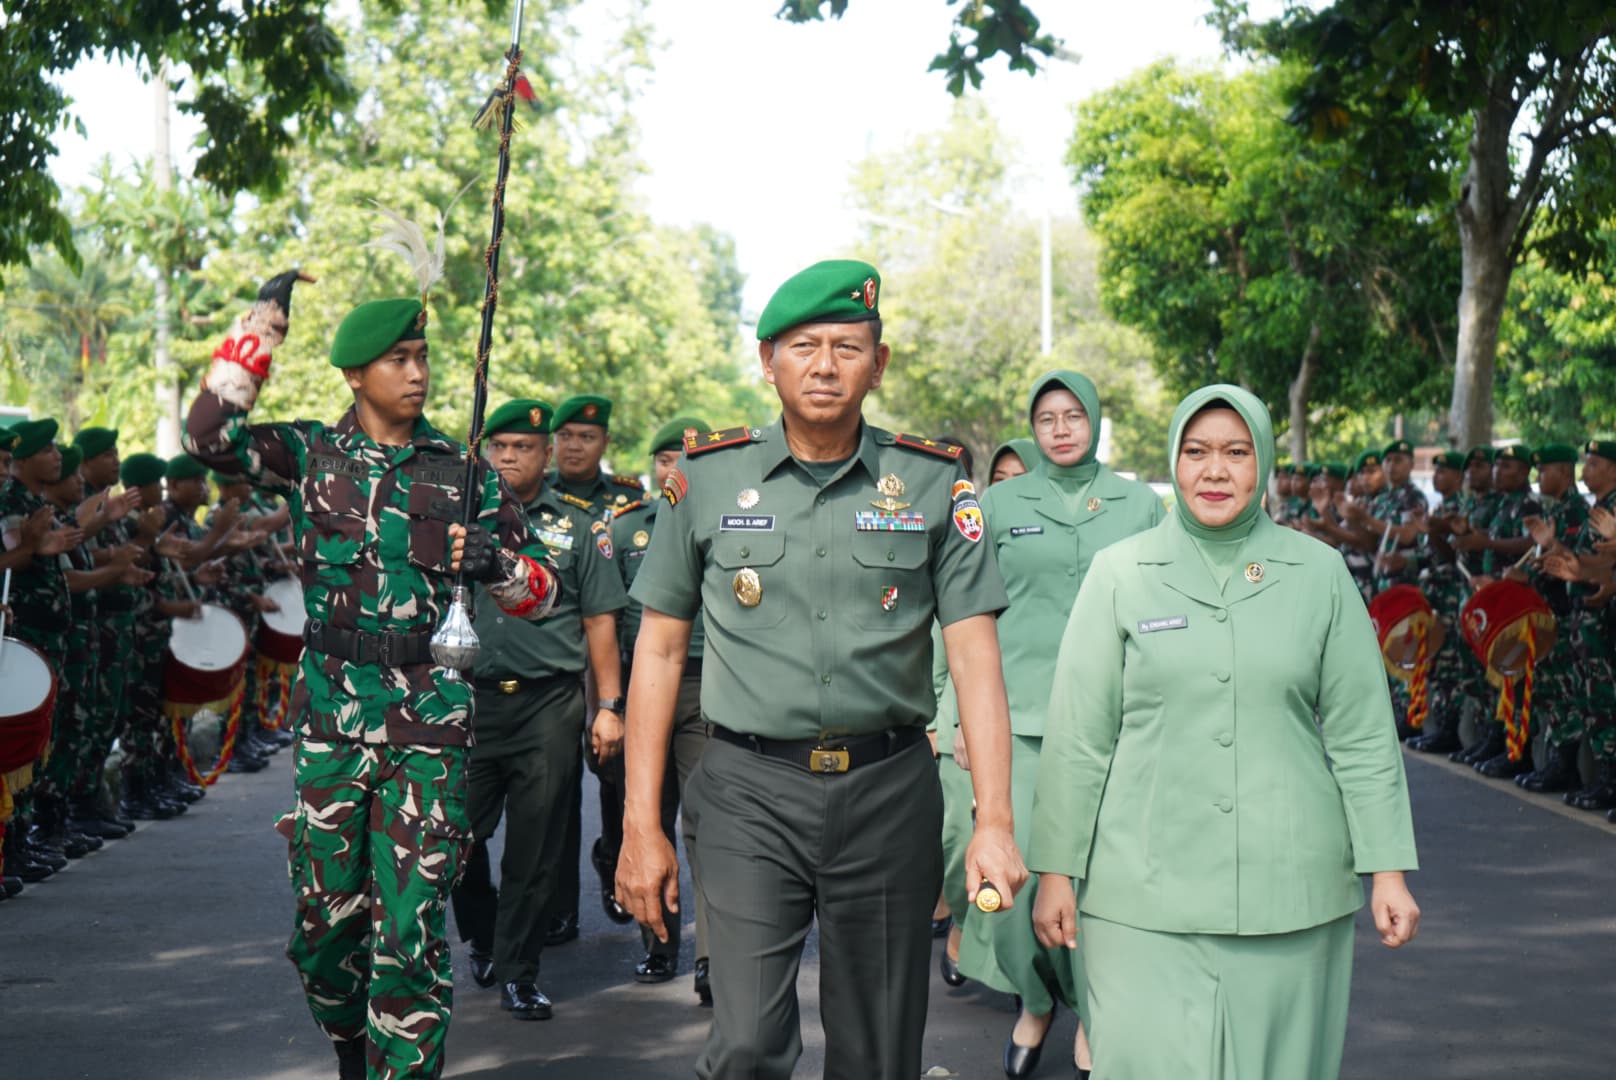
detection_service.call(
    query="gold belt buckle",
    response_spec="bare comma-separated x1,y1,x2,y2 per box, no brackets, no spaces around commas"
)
809,746,850,774
498,679,520,694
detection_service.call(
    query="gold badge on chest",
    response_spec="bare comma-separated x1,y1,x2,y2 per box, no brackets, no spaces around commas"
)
1087,497,1101,513
733,567,762,607
1245,562,1264,583
633,530,649,548
871,473,911,512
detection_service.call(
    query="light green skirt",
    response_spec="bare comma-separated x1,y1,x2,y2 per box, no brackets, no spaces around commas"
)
958,734,1083,1017
1081,912,1354,1080
938,750,974,920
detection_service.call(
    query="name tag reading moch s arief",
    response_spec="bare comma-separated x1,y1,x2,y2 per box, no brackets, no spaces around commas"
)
1138,615,1189,633
719,515,775,531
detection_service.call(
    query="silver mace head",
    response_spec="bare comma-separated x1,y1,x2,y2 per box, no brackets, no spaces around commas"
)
430,585,481,680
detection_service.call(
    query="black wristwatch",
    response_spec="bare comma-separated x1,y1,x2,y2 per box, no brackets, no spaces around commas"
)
598,697,626,715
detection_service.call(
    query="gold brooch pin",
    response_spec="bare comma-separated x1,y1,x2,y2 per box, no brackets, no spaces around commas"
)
1087,497,1101,512
633,530,649,548
1245,562,1264,583
733,567,762,607
871,473,911,512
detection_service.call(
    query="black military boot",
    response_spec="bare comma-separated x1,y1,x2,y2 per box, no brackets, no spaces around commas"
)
1454,727,1505,765
163,763,205,803
1477,748,1533,780
97,779,136,833
1517,741,1583,792
1566,761,1616,810
333,1038,367,1080
1407,709,1463,754
120,767,169,821
0,873,22,899
4,821,54,883
69,797,130,840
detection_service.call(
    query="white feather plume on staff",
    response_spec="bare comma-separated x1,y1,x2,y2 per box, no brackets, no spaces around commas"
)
361,179,478,303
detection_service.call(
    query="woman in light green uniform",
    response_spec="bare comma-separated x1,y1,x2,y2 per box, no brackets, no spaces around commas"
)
1027,385,1422,1080
934,436,1041,989
960,372,1164,1078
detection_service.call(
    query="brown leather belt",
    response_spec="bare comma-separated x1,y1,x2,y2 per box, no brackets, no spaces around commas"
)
710,724,925,774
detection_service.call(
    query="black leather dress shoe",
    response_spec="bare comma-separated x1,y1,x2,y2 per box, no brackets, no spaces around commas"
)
939,947,966,988
469,947,496,989
693,957,712,1006
334,1037,367,1080
501,981,553,1020
1004,1018,1051,1079
635,953,677,983
931,913,953,938
591,839,634,924
544,913,579,947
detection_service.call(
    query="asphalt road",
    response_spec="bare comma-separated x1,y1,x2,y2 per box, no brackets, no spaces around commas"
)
3,746,1611,1080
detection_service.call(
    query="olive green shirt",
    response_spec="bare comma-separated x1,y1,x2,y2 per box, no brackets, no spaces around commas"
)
473,481,628,681
611,493,704,660
630,417,1008,740
1027,517,1418,936
981,464,1165,737
548,466,645,521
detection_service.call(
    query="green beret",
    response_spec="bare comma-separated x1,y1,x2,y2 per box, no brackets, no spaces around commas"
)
1352,450,1381,474
72,426,118,458
330,298,425,369
649,416,709,455
552,394,612,430
1465,445,1496,465
1432,450,1467,471
1275,463,1294,476
166,453,208,481
11,418,59,459
756,259,881,341
1533,442,1578,466
1301,463,1323,478
121,453,166,487
0,426,16,453
56,444,82,479
1321,463,1348,481
1495,444,1532,464
1382,438,1415,458
1585,439,1616,464
485,398,554,437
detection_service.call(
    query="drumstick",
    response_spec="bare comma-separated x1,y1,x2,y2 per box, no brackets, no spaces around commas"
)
0,567,10,660
162,556,204,613
1372,522,1394,577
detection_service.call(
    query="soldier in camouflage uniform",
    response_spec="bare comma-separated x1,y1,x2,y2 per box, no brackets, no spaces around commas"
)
1534,441,1616,809
1405,451,1470,754
1445,446,1503,760
1351,440,1431,736
1270,464,1294,525
1451,444,1543,778
184,272,561,1080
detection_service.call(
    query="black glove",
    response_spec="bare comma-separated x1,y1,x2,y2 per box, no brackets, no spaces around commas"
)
458,523,504,583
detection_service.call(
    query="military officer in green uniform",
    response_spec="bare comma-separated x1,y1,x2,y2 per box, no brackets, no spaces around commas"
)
449,397,628,1020
546,392,643,942
610,413,714,998
615,259,1025,1080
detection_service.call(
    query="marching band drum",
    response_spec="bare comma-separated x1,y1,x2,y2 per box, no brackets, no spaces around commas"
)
163,603,250,710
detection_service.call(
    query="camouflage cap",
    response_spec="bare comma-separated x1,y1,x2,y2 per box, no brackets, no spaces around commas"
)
120,453,166,487
649,416,709,455
330,298,425,369
72,426,118,458
166,453,209,481
485,398,554,437
552,394,612,430
1533,442,1578,466
10,418,59,459
756,259,880,341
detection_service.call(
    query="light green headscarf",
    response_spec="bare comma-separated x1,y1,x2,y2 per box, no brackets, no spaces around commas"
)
1168,384,1276,586
1027,369,1101,469
989,436,1042,482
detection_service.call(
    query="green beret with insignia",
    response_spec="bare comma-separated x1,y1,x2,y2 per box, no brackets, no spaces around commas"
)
552,394,612,430
166,453,209,481
72,426,118,458
1352,450,1381,474
649,416,709,455
1533,442,1578,466
1300,462,1322,478
1382,438,1414,458
10,418,59,459
485,398,554,437
1321,463,1348,481
1465,445,1496,465
1585,439,1616,464
56,443,82,479
330,298,425,369
121,453,166,487
1495,444,1532,464
0,423,17,453
757,259,881,341
1432,450,1466,471
1275,462,1294,476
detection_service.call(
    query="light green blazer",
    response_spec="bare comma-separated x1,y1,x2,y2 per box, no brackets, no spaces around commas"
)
1027,516,1418,936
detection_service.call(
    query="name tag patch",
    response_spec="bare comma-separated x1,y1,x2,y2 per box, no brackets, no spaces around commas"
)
1138,615,1189,634
854,510,925,532
1009,525,1043,537
720,514,775,531
309,453,366,478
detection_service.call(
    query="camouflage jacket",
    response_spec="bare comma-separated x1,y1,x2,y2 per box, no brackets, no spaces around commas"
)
84,482,153,618
1459,490,1500,576
1570,489,1616,603
183,284,559,747
1530,491,1590,615
1369,481,1428,590
0,479,71,637
1483,488,1543,577
52,500,98,624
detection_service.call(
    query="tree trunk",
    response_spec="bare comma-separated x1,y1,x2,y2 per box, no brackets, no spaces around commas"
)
153,63,182,457
1287,322,1320,463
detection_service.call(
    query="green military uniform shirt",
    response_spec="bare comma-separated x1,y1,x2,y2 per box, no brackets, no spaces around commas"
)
611,493,704,660
548,467,644,521
629,418,1008,741
473,481,627,680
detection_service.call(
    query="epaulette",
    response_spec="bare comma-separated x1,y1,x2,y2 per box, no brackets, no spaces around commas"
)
558,492,595,512
611,473,645,491
684,426,754,455
894,433,965,461
614,498,645,516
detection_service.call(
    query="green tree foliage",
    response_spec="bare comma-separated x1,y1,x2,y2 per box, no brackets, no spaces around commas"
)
1068,59,1459,460
1214,0,1616,447
4,1,754,461
849,100,1174,478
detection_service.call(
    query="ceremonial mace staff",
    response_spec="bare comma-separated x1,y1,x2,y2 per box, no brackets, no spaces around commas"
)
431,0,528,678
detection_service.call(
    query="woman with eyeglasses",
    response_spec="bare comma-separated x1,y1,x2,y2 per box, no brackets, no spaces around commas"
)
960,371,1164,1079
1027,385,1420,1080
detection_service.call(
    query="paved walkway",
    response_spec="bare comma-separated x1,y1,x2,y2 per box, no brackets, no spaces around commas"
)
2,747,1610,1079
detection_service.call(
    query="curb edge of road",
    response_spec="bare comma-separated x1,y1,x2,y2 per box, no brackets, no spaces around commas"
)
1403,744,1616,837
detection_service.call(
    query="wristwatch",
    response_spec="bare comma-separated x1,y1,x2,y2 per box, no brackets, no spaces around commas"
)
598,697,626,715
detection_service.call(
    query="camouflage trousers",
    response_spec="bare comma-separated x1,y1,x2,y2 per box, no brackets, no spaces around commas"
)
85,613,138,800
1527,624,1578,746
8,625,68,822
1428,609,1470,721
281,738,472,1080
38,618,98,803
1550,609,1616,763
121,619,172,781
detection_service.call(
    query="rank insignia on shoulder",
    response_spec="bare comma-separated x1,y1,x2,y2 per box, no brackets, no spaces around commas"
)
685,426,753,455
615,499,644,516
613,473,645,490
952,479,976,500
664,465,689,506
559,492,595,512
895,433,964,460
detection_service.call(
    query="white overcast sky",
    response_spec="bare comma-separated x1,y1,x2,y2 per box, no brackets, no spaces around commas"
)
49,0,1274,316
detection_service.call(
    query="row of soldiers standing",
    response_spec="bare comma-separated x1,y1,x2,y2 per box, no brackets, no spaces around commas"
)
0,417,297,897
1271,439,1616,816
